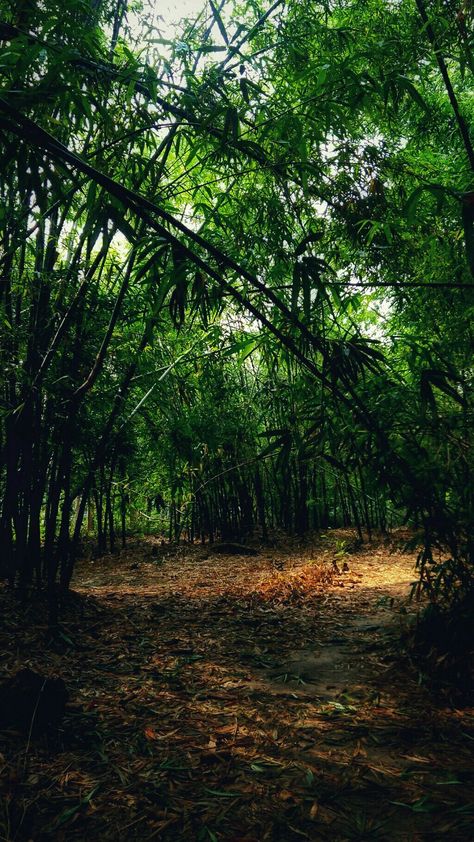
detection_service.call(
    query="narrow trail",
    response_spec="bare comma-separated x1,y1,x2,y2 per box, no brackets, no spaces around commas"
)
1,532,473,840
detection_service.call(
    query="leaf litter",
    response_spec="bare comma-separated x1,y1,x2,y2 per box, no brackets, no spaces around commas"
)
0,529,473,840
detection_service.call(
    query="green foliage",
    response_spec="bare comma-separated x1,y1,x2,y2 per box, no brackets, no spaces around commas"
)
0,0,472,608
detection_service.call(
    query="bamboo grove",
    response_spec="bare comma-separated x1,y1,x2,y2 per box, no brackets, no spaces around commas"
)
0,0,473,620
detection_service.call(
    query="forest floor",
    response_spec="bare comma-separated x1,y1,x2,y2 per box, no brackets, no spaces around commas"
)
1,529,474,841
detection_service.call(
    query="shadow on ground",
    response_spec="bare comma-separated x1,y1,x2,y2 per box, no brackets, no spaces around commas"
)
1,532,473,840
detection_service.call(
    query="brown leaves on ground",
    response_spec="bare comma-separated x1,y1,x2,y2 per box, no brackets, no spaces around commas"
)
0,529,473,841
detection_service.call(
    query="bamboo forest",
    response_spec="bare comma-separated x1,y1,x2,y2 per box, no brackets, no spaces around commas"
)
0,0,473,838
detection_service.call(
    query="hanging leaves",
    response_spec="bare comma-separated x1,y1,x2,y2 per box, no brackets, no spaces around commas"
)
420,369,466,414
169,246,189,328
209,1,229,46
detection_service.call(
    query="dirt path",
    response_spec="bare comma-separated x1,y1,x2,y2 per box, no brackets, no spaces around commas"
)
1,532,473,840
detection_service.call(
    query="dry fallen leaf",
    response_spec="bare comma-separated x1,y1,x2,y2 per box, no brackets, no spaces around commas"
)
0,534,471,841
309,801,319,820
144,726,159,740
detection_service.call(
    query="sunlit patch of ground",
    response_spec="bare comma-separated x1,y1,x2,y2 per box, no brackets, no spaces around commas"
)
1,529,473,840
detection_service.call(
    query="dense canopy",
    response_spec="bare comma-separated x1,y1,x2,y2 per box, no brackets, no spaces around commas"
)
0,0,473,614
1,3,474,839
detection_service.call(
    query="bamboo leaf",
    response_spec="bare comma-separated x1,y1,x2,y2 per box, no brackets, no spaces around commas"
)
396,75,430,114
209,1,229,45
